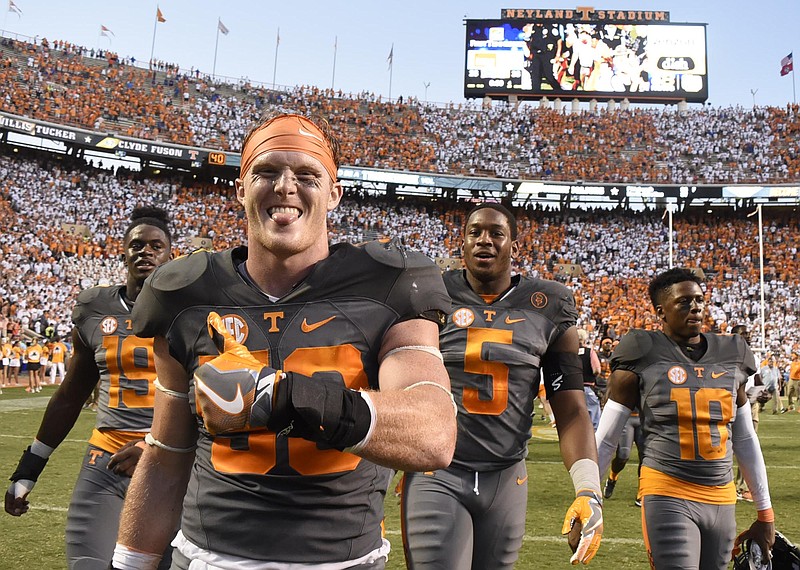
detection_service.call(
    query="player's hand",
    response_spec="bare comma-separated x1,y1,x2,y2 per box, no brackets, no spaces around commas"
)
733,520,775,563
5,482,32,516
6,446,49,516
562,490,603,565
107,439,146,477
194,312,284,435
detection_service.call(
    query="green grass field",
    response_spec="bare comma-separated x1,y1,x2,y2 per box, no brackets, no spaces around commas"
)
1,385,798,569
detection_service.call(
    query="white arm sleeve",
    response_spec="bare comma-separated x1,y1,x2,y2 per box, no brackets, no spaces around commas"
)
731,403,772,511
595,399,633,478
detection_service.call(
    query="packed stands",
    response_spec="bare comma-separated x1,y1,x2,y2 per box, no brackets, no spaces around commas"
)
1,33,799,375
1,151,798,364
2,35,800,184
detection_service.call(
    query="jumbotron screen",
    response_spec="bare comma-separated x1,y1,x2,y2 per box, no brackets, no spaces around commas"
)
464,19,708,103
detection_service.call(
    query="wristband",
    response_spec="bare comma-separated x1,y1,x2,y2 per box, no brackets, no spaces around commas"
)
569,458,602,498
111,544,161,570
10,446,49,483
757,508,775,523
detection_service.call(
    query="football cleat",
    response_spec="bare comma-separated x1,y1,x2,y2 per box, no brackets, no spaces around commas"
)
603,478,616,499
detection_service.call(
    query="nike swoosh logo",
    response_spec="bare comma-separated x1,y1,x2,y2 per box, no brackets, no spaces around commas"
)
301,316,336,333
711,371,727,379
298,127,323,142
516,476,528,485
505,316,525,324
196,377,244,414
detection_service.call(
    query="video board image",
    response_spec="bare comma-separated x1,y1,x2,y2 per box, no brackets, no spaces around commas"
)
464,19,708,103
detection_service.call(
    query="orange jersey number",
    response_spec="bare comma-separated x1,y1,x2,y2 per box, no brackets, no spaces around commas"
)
461,327,513,415
670,387,734,461
102,336,156,409
209,344,368,477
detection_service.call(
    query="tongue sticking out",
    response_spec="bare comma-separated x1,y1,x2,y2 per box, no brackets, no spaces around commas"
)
270,209,300,225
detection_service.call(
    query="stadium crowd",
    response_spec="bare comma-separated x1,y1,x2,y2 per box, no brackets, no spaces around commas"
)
2,34,800,184
1,32,799,390
1,152,798,385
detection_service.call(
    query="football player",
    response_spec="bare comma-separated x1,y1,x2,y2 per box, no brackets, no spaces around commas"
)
402,204,603,569
111,112,457,569
5,207,174,570
596,268,775,569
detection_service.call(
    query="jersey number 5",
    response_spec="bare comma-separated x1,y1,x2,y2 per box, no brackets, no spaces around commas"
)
462,328,513,415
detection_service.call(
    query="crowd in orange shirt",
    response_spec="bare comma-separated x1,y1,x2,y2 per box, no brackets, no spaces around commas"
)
2,35,799,185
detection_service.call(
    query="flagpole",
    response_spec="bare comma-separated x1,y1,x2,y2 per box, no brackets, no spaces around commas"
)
272,27,279,90
331,36,337,91
213,21,220,78
388,44,393,101
149,10,158,68
793,57,797,105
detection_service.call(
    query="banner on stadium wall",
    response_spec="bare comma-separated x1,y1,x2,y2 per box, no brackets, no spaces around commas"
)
723,186,800,199
0,112,209,168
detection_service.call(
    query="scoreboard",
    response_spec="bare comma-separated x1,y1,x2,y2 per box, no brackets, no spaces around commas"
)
464,18,708,103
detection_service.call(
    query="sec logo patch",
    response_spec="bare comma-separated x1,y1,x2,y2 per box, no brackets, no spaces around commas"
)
220,314,249,343
100,316,118,334
668,366,688,385
531,292,548,309
452,308,475,328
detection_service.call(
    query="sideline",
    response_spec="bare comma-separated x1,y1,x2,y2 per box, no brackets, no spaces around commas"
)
0,395,51,412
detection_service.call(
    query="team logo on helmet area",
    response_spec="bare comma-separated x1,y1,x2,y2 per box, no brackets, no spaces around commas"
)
452,308,475,328
220,314,249,344
668,366,688,385
531,292,548,309
100,316,118,334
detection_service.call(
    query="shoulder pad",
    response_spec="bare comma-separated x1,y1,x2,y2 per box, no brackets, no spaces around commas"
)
148,249,211,292
611,330,653,367
361,238,436,270
76,285,108,305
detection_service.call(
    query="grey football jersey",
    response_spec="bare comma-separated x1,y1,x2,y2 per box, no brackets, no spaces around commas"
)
441,271,579,471
611,330,756,486
73,285,155,435
132,242,450,563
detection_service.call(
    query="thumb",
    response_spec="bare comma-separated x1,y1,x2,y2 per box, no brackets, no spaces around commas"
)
206,312,259,364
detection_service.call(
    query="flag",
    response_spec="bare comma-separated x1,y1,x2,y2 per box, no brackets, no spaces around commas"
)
387,44,393,70
156,6,166,23
780,53,793,77
218,19,229,35
8,0,22,16
100,25,114,37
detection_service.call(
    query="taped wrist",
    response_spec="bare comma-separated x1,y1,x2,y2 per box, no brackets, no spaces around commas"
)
268,372,372,450
10,446,49,483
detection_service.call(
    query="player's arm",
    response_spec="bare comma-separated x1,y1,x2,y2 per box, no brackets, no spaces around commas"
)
5,327,99,516
595,369,637,478
193,313,455,473
731,383,775,557
545,326,603,565
356,316,456,472
113,336,196,569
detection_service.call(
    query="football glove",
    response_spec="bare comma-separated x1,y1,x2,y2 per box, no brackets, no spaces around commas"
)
194,312,283,435
270,371,373,451
562,489,603,565
5,446,49,516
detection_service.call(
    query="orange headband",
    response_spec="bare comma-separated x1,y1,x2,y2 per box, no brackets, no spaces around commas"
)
239,114,337,182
